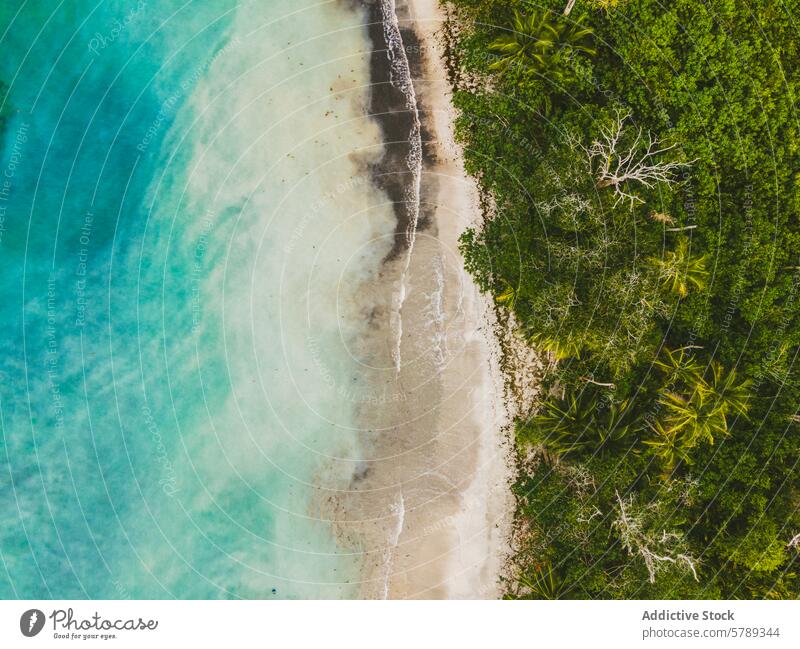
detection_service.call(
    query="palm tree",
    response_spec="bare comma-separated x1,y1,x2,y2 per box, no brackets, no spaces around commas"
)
590,0,623,12
654,346,702,384
527,330,583,360
648,237,709,298
702,361,752,419
488,9,595,79
518,389,599,454
495,278,520,310
658,388,728,446
517,562,570,599
594,398,641,455
653,359,750,454
520,390,640,457
643,419,692,479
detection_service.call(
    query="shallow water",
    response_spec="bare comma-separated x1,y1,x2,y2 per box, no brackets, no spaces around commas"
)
0,0,396,599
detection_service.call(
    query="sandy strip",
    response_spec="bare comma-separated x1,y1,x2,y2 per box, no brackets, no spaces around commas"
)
399,0,516,599
331,0,515,599
397,0,515,599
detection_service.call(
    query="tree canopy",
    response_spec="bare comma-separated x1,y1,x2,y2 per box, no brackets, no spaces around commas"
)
452,0,800,598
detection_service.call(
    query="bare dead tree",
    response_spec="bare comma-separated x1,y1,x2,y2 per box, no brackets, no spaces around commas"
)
563,0,578,15
560,463,597,498
576,505,603,524
582,111,694,209
613,491,699,583
581,376,616,388
789,532,800,549
649,211,675,225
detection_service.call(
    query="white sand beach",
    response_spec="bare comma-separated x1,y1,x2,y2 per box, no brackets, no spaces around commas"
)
331,0,516,599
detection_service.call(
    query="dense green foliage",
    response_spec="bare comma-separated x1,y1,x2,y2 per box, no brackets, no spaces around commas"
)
451,0,800,598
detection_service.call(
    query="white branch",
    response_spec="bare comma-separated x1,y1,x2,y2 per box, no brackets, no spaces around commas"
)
613,491,700,583
581,110,694,210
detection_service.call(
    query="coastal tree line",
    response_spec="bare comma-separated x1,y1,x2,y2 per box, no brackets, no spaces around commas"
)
450,0,800,598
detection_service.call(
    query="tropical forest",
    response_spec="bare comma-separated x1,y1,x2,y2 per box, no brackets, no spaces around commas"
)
450,0,800,598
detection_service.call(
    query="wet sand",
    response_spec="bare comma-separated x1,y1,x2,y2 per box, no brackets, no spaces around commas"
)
330,0,514,599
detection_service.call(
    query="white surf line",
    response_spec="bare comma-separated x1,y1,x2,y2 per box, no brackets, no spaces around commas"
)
380,0,423,374
424,253,447,369
380,490,406,599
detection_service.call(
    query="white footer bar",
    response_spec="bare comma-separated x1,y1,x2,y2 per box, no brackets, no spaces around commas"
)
1,600,797,648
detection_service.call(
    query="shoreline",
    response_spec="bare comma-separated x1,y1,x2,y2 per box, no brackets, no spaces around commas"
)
336,0,516,599
397,0,515,598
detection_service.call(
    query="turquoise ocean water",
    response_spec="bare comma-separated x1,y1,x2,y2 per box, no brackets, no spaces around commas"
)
0,0,394,598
